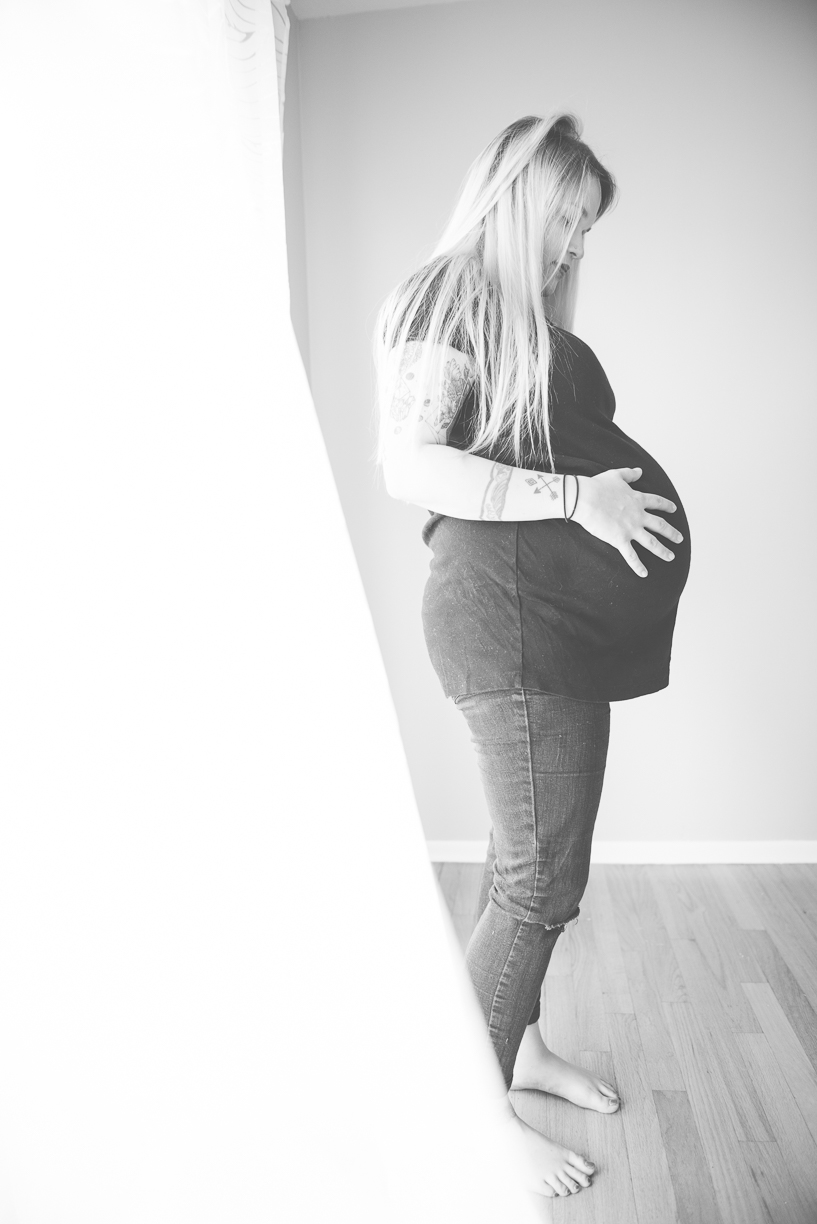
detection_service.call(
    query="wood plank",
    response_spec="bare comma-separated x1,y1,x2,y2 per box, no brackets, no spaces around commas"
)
437,862,482,954
435,864,467,954
546,916,576,978
754,865,817,937
451,862,483,919
663,869,764,1029
773,865,817,939
626,961,687,1091
689,868,766,985
738,1141,816,1224
671,938,772,1141
586,867,634,1014
542,973,581,1063
607,867,686,1090
435,860,456,910
662,1001,770,1224
469,858,490,930
737,1032,817,1218
745,928,817,1072
708,864,766,931
606,1012,679,1223
745,869,817,1016
570,905,610,1054
579,1051,638,1224
743,982,817,1147
652,1090,723,1224
611,866,687,1003
648,865,700,940
464,864,483,930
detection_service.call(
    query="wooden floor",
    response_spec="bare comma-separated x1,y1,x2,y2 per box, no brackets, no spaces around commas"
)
434,862,817,1224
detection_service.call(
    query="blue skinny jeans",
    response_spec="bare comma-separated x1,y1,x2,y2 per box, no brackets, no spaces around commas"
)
454,688,610,1091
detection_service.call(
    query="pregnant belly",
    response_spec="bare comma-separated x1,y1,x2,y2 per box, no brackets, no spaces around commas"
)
517,451,691,643
422,459,689,700
422,426,690,699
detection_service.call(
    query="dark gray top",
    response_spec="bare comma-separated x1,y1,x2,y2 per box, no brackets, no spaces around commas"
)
420,326,691,701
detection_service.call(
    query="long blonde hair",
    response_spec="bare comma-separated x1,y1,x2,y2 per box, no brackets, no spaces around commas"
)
373,114,616,470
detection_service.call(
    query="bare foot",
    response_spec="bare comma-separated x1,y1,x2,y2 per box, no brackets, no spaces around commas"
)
512,1112,596,1198
511,1021,620,1113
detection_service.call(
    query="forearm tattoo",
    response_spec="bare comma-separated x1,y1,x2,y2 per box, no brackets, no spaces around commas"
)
524,472,561,500
389,342,473,437
480,463,513,521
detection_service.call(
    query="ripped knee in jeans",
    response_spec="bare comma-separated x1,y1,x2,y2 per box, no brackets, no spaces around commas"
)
540,908,580,932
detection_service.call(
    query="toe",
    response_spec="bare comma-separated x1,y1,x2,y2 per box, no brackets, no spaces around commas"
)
561,1175,580,1194
568,1152,595,1175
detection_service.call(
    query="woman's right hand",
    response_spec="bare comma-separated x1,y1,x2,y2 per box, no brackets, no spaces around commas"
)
573,468,683,577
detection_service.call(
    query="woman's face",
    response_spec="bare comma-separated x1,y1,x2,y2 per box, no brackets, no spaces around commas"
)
543,175,602,297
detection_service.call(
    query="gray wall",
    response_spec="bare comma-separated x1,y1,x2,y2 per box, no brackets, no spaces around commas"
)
284,0,817,844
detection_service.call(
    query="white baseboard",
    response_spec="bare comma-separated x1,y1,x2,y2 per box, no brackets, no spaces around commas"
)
427,840,817,864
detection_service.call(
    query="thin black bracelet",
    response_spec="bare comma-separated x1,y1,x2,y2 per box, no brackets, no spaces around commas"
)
567,474,580,521
563,474,579,522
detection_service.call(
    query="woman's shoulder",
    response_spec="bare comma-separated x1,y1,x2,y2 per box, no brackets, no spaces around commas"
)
394,263,472,357
550,324,610,379
550,323,598,361
549,324,616,416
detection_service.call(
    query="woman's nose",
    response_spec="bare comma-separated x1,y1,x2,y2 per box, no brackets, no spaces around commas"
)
568,230,584,260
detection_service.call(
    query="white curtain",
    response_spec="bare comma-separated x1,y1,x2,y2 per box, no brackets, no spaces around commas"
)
0,3,537,1221
271,0,292,139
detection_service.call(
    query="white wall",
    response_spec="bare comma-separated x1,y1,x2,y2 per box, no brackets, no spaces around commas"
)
289,0,817,844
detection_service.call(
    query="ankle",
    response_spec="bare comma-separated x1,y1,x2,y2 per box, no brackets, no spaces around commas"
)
516,1022,548,1058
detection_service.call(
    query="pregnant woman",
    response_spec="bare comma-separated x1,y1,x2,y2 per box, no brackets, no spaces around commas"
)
374,114,690,1199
